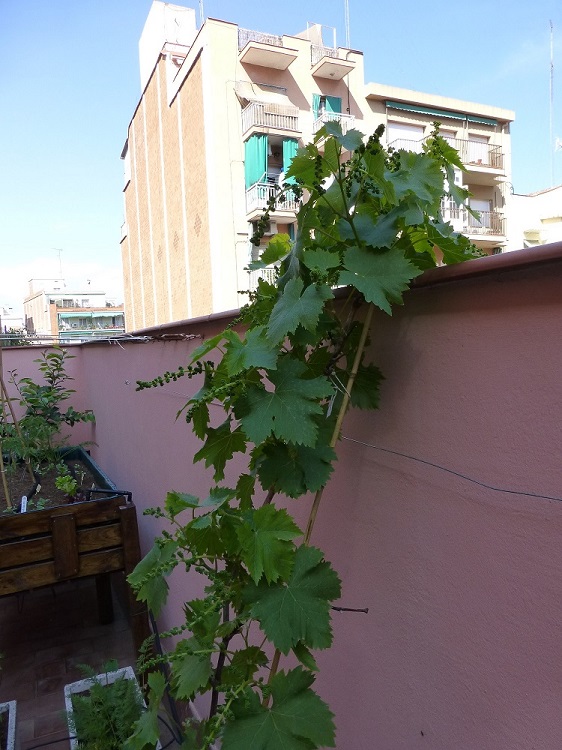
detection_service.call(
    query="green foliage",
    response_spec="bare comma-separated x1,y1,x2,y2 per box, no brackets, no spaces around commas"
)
0,348,95,484
67,662,157,750
128,124,478,749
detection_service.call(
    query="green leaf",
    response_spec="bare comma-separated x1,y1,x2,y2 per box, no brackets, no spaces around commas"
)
323,120,364,153
127,539,178,616
189,333,225,362
339,206,400,249
267,278,333,345
236,473,256,510
249,234,292,269
244,545,341,654
346,362,384,411
257,441,336,498
339,245,423,314
293,643,319,672
221,647,268,686
236,358,334,447
224,326,278,376
387,150,444,204
193,419,246,481
201,485,237,507
222,668,336,750
124,672,166,750
171,637,213,699
236,504,301,583
164,490,199,520
302,249,341,273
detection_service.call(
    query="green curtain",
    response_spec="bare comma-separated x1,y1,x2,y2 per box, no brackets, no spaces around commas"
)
325,96,341,114
312,93,321,120
282,138,298,184
244,134,268,189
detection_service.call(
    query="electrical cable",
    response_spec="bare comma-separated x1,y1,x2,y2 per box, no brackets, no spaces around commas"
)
341,436,562,504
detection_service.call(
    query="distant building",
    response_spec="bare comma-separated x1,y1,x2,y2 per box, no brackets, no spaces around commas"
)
24,279,125,343
506,185,562,250
120,1,515,328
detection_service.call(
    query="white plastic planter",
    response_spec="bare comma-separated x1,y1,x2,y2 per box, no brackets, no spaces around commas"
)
0,701,16,750
64,666,161,750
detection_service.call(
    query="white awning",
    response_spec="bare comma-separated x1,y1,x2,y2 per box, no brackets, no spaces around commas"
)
235,80,292,107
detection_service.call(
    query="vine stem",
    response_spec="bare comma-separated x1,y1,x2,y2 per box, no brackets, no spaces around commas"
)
266,302,375,696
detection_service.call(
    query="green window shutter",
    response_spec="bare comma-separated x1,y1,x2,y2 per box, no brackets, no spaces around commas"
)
244,134,268,189
282,138,298,184
312,93,321,120
325,96,341,114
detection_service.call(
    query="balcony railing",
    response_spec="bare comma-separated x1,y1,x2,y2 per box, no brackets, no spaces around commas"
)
242,101,299,134
388,136,504,170
246,181,300,214
238,28,283,49
311,44,338,66
441,202,506,237
312,111,355,135
247,266,278,291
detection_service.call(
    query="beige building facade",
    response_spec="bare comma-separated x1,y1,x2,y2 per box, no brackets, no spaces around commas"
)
121,1,515,328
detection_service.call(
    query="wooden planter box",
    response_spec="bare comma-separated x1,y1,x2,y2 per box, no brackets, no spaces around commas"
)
64,666,161,750
0,700,16,750
0,450,149,652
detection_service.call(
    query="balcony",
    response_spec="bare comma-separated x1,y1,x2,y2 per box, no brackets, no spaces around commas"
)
310,44,356,80
312,111,355,136
247,265,278,291
441,203,506,240
245,179,300,218
238,28,297,70
242,100,300,136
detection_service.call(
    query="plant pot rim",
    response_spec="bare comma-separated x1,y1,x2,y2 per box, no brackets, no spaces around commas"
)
0,700,16,750
64,666,161,750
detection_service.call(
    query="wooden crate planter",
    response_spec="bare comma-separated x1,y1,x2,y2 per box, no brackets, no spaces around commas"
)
0,701,16,750
0,451,149,653
64,666,161,750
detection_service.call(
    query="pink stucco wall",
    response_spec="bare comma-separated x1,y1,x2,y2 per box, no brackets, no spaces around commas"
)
3,246,561,749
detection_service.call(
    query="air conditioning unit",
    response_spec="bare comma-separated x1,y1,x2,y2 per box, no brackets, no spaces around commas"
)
251,219,278,236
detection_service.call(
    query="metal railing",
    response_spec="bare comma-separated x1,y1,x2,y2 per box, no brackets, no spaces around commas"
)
441,202,506,236
389,136,504,170
312,111,355,135
238,28,283,50
241,101,299,134
311,44,338,66
246,182,300,213
246,266,279,291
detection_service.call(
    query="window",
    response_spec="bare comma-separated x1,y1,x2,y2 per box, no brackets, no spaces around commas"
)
312,94,342,121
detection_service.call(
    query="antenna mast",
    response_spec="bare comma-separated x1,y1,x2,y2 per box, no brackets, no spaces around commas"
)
550,20,554,185
344,0,350,48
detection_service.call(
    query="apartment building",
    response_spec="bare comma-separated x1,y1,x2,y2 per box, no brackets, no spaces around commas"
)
24,279,125,343
506,185,562,250
121,1,515,328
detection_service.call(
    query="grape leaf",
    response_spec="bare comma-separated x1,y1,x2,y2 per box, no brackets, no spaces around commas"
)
171,637,213,700
222,668,336,750
236,504,301,583
302,248,341,273
224,326,278,375
124,671,166,750
267,278,333,345
235,358,334,447
339,245,423,314
257,441,336,498
387,149,444,203
323,119,364,153
249,233,291,269
127,539,178,616
164,490,199,520
221,647,268,686
244,545,341,654
193,419,246,481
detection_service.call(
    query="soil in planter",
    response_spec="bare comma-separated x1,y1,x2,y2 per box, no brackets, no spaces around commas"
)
0,459,100,515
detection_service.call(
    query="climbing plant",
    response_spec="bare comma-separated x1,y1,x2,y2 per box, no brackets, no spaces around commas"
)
127,123,480,749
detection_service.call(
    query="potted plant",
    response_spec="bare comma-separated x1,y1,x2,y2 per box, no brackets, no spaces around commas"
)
0,347,96,513
0,654,17,750
64,661,162,750
0,349,150,654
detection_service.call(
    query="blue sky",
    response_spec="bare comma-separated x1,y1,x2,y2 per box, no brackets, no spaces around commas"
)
1,0,561,318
